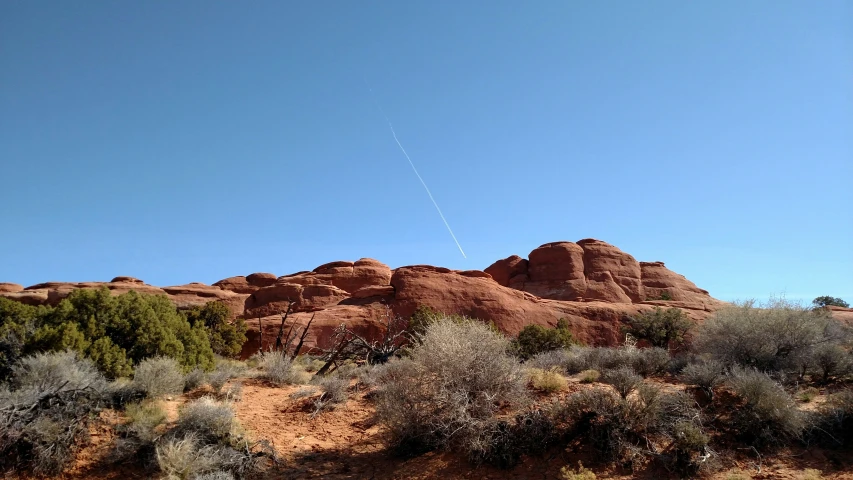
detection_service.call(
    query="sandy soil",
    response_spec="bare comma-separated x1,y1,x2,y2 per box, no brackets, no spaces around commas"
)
11,375,853,480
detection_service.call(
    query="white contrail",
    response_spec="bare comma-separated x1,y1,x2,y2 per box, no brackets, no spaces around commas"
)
364,80,466,258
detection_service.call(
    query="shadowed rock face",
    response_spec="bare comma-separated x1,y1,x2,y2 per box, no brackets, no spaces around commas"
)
1,240,730,356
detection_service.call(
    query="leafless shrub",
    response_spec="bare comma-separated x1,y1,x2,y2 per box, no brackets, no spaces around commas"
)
681,359,724,399
134,356,185,399
374,318,528,459
602,367,642,399
631,347,671,377
726,367,809,445
315,308,409,375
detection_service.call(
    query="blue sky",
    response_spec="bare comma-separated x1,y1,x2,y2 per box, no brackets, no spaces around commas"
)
1,1,851,304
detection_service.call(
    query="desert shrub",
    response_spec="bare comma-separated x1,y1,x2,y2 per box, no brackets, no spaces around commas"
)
582,347,637,372
125,400,168,443
374,317,527,459
173,397,237,444
0,352,110,475
317,375,349,405
156,433,220,479
681,359,724,399
11,349,106,392
185,302,247,358
512,319,576,360
406,305,471,339
813,296,849,308
815,390,853,445
666,354,693,375
528,368,568,393
694,298,850,373
194,472,236,480
725,367,809,445
631,347,671,376
798,386,820,403
184,368,208,392
812,344,852,382
561,461,596,480
579,369,600,383
294,355,328,373
553,386,707,474
134,356,186,399
259,351,311,385
527,348,572,372
222,381,242,403
602,367,642,398
207,369,232,396
473,410,555,467
624,307,693,348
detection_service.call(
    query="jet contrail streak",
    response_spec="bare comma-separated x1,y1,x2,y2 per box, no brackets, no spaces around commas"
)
364,80,466,258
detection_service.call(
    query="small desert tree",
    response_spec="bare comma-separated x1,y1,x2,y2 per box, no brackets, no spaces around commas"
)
184,301,247,358
813,296,850,309
623,307,693,349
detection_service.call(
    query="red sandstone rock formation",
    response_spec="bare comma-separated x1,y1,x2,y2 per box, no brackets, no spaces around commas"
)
0,240,732,355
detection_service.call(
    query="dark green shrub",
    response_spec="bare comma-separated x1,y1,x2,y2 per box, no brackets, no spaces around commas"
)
87,337,133,378
512,319,576,360
813,296,849,308
185,302,247,358
3,289,217,376
623,307,693,349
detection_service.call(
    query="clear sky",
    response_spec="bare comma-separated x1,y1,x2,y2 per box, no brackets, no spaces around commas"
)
1,1,851,304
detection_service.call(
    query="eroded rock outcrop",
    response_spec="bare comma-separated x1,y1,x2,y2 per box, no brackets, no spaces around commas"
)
1,239,727,355
486,239,720,308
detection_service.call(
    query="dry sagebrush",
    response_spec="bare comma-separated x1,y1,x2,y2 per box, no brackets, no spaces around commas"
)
374,317,528,458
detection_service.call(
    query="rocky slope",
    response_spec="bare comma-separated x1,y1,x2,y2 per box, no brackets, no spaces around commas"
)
1,239,728,356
